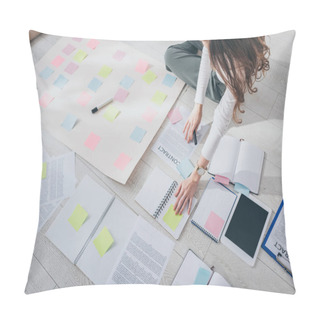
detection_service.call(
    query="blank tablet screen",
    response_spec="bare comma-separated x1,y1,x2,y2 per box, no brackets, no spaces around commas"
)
224,195,268,258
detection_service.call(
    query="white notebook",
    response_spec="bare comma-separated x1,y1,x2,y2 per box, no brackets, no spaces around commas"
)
208,135,264,194
135,167,197,239
172,250,231,287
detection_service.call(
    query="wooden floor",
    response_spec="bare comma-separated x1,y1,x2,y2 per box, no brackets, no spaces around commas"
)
25,32,295,294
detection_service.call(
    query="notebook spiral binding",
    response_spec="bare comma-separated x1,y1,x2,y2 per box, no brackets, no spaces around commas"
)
153,181,178,219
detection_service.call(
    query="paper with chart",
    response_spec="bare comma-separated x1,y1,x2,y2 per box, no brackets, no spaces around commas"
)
34,36,185,184
152,104,210,171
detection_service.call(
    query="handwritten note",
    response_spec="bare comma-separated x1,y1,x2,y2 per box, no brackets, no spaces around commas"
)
39,67,54,79
113,50,126,61
130,126,146,143
39,92,54,108
152,91,167,105
135,59,149,74
62,44,76,55
114,153,131,170
88,77,103,92
162,73,177,88
87,39,99,49
77,91,91,106
177,158,194,179
114,88,129,103
142,70,157,84
93,227,114,257
204,211,225,239
142,106,157,122
73,49,88,62
103,105,120,122
64,62,79,75
167,107,182,124
84,132,101,151
194,268,211,285
53,74,69,89
61,114,77,131
215,175,230,185
120,75,134,90
68,204,88,231
98,65,112,78
163,204,182,231
51,55,65,67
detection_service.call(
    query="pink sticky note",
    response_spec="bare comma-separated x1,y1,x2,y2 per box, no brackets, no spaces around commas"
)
142,106,157,123
51,55,65,67
39,92,54,108
114,153,131,170
84,132,101,151
135,59,149,74
204,211,225,239
65,62,79,74
77,91,92,106
113,50,126,61
114,88,129,103
167,108,183,124
62,44,76,55
72,37,82,42
87,39,99,49
215,175,230,185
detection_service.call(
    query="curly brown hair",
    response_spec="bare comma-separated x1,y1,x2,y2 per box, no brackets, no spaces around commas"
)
209,37,270,123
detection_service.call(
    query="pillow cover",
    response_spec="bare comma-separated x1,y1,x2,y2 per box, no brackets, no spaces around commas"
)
25,30,295,294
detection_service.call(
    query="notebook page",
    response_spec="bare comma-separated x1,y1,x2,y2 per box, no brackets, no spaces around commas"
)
208,135,240,181
234,140,264,194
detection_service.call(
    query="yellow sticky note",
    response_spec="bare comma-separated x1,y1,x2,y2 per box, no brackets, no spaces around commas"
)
142,70,157,84
103,105,120,122
73,49,88,62
152,91,167,105
93,227,114,257
98,65,113,78
68,204,88,231
42,162,47,179
162,204,183,231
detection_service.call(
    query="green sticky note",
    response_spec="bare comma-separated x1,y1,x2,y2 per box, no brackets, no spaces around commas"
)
103,105,120,122
93,227,114,257
68,204,88,231
163,204,183,231
42,162,47,179
73,49,88,62
142,70,157,84
152,90,167,105
98,65,113,78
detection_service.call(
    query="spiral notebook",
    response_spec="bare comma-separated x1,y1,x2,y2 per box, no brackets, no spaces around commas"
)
135,167,197,239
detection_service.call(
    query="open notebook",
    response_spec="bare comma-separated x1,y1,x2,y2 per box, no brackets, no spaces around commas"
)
208,135,264,194
46,175,174,284
135,167,197,239
172,250,231,287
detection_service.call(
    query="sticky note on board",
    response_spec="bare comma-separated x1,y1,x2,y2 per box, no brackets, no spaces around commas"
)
98,65,112,78
51,55,65,67
204,211,225,240
72,37,82,42
87,39,99,49
194,268,211,285
93,227,114,257
84,132,101,151
114,153,131,170
234,183,250,196
53,74,69,89
77,91,91,106
65,62,79,75
135,59,149,74
114,88,129,103
39,67,54,79
163,204,183,231
103,105,120,122
88,77,103,92
177,158,194,179
62,44,76,55
142,70,157,84
162,73,177,88
61,114,77,131
42,162,47,179
73,49,88,62
120,75,134,90
113,50,126,61
130,126,146,143
215,175,230,185
152,91,167,105
167,107,183,124
39,92,54,108
142,106,157,122
68,204,88,231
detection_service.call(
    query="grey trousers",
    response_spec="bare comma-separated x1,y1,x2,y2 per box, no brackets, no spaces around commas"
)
164,41,226,103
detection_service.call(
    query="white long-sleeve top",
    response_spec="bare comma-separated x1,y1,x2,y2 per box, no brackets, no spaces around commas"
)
194,46,236,161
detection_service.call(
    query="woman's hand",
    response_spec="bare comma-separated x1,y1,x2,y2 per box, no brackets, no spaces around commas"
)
173,171,200,215
183,103,203,143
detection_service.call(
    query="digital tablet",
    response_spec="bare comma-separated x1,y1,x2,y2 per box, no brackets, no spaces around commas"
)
221,193,272,267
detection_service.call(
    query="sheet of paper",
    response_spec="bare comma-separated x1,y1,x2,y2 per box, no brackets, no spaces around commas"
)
39,66,54,79
162,73,177,87
194,267,212,285
114,153,131,170
93,227,114,257
61,113,77,131
98,65,113,78
130,126,146,143
107,216,174,284
62,44,76,55
135,59,149,74
103,105,120,122
77,91,91,106
84,132,101,150
87,39,99,49
73,49,88,62
51,55,64,67
152,90,167,105
142,70,157,84
88,77,103,92
68,204,88,231
176,158,194,179
53,74,69,89
162,204,182,231
152,104,210,171
208,272,231,287
114,88,129,102
65,62,79,75
113,50,126,61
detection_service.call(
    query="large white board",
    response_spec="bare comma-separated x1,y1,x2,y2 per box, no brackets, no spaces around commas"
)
34,36,185,184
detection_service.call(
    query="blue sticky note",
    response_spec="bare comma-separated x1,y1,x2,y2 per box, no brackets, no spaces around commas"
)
88,77,103,92
120,75,134,90
39,67,54,79
234,182,250,196
130,126,146,143
162,73,177,88
61,114,77,131
177,158,194,179
53,74,69,89
194,268,211,285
